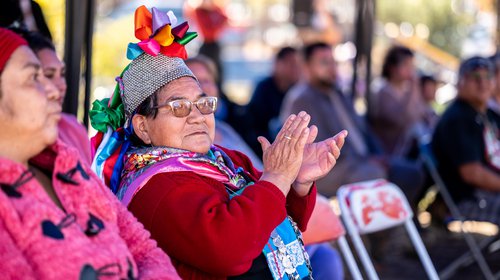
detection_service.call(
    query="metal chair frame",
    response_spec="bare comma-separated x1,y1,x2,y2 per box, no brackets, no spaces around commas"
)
337,179,439,280
419,141,497,280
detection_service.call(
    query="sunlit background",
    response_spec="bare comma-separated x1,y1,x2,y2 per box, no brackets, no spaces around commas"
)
37,0,498,118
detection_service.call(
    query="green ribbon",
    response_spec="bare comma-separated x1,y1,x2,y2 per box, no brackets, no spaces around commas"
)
89,98,125,132
89,64,130,132
176,32,198,45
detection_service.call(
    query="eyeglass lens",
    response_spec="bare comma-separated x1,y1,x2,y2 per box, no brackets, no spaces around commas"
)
170,97,217,117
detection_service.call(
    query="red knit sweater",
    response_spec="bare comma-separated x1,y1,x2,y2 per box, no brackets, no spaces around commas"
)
128,147,316,279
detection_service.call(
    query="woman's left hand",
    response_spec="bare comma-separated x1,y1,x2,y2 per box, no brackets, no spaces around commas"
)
292,128,348,196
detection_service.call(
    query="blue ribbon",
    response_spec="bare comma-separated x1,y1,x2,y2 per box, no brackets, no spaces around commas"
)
126,43,144,60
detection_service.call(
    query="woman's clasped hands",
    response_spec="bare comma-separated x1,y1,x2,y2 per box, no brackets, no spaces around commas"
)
258,111,347,196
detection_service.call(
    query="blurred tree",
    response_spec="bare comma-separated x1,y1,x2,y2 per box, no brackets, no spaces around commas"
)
377,0,473,57
93,15,133,79
37,0,65,51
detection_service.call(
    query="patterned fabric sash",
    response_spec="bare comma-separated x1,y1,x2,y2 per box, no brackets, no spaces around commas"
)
119,145,312,279
263,218,313,280
119,145,247,206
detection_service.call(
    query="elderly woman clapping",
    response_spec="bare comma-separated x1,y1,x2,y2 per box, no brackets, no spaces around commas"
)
0,27,180,279
90,6,347,280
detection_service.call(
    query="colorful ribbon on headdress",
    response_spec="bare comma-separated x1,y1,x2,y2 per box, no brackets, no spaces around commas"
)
89,65,132,191
126,5,197,60
89,65,129,133
90,5,198,193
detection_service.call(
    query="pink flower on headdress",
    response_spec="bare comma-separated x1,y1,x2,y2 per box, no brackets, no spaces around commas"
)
126,5,197,60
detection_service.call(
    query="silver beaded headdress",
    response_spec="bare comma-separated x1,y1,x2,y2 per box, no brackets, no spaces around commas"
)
117,5,199,119
121,53,196,118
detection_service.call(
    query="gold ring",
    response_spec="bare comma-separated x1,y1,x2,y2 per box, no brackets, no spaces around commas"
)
284,135,292,140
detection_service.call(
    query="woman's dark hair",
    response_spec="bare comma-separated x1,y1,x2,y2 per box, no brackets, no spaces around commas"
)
9,27,55,53
381,46,414,79
129,88,161,146
23,31,55,53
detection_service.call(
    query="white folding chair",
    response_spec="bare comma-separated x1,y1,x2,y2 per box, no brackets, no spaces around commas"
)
337,233,364,280
302,194,363,280
337,179,439,280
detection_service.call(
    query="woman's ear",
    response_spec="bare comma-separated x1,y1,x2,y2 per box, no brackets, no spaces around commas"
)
132,114,152,145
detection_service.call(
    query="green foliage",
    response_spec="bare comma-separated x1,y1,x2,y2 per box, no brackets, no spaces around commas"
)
376,0,473,56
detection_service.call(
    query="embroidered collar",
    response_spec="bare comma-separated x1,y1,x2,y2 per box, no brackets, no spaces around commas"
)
120,145,249,194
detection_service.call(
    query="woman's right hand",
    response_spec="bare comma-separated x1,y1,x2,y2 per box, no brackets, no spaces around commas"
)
258,111,311,196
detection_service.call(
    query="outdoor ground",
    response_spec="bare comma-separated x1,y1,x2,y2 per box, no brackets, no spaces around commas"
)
340,223,500,280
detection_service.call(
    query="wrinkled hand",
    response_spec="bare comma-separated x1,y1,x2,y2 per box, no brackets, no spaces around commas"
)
293,128,348,196
258,112,311,196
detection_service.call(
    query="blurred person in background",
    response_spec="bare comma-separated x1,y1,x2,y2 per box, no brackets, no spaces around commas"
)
186,55,263,170
410,74,441,205
0,27,179,279
489,52,500,115
432,56,500,224
281,42,428,262
368,46,427,157
405,74,440,155
281,42,424,199
13,29,91,165
419,74,439,130
246,46,302,157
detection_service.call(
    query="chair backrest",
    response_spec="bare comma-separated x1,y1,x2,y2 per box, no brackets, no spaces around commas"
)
338,179,439,280
338,179,413,234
